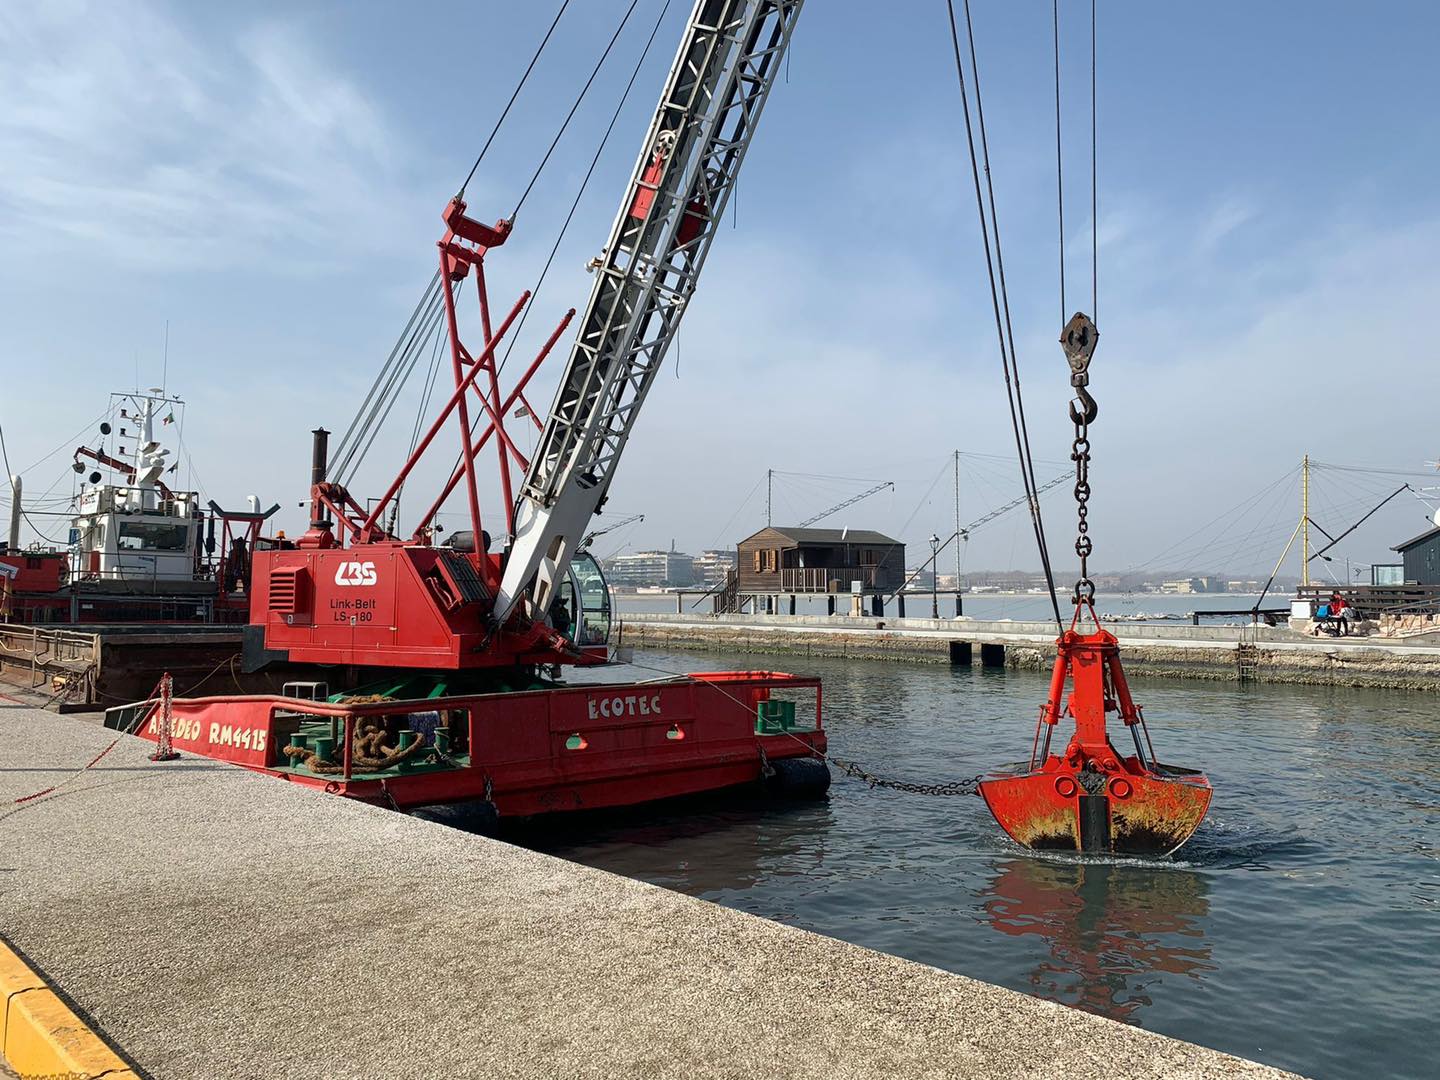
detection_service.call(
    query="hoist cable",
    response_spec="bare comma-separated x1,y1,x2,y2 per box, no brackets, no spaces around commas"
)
511,0,643,223
498,0,675,379
339,289,449,488
334,286,446,486
1052,0,1066,324
437,0,662,521
946,0,1063,630
337,3,569,496
458,0,571,199
1090,0,1098,319
392,310,453,530
332,291,444,487
330,271,442,479
962,0,1062,626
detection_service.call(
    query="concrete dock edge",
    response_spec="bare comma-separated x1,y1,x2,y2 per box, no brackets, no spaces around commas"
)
0,936,140,1080
0,709,1303,1079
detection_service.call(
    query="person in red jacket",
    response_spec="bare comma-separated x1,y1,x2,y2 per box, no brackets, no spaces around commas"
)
1329,591,1350,635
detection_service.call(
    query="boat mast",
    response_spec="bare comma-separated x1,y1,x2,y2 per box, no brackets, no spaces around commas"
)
1301,453,1310,587
953,450,962,614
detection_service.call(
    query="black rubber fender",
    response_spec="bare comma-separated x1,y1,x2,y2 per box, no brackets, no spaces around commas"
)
766,756,832,799
409,800,501,837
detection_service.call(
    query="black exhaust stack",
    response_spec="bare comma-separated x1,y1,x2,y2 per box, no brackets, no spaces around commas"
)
310,428,330,528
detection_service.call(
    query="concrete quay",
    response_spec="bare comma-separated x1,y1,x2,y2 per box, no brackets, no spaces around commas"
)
0,705,1297,1079
618,612,1440,690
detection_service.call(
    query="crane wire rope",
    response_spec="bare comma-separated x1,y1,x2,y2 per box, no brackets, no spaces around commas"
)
497,0,676,380
329,271,443,484
1053,0,1066,325
440,0,674,502
458,0,571,199
1090,0,1098,320
511,0,644,224
436,0,671,497
945,0,1063,632
334,1,578,487
391,303,455,532
341,290,450,487
332,281,449,486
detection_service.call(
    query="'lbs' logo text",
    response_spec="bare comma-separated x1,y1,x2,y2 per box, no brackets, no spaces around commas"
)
334,561,378,586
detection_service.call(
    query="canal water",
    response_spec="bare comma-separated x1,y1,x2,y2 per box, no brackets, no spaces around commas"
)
537,647,1438,1080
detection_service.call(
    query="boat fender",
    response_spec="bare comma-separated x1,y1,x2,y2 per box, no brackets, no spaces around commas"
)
766,757,831,799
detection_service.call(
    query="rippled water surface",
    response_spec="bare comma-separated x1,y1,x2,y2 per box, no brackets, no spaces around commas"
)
532,648,1439,1079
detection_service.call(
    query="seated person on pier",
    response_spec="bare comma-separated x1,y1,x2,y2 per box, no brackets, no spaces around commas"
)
1312,592,1350,637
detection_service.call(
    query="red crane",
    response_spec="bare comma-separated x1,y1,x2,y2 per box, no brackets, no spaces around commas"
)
136,0,827,827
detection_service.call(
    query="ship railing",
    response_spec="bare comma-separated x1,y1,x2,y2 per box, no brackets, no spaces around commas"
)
0,623,100,696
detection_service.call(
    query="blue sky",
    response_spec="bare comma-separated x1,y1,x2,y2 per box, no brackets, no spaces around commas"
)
2,1,1438,579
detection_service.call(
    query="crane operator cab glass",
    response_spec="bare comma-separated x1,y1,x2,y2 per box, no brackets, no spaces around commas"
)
551,550,612,660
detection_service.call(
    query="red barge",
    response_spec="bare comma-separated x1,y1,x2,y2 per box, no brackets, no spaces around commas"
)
109,2,832,823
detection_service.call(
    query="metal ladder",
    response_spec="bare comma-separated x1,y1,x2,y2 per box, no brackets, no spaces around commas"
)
1236,641,1260,682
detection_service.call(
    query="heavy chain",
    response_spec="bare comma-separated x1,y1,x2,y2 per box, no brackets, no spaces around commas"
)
827,756,983,797
1061,313,1099,606
1071,411,1093,604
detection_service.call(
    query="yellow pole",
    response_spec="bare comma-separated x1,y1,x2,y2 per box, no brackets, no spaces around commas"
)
1301,454,1310,587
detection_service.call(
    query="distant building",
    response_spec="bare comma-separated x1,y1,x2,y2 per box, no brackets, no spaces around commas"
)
1159,578,1208,595
736,527,904,594
904,568,936,590
1392,526,1440,586
692,549,737,589
606,549,696,588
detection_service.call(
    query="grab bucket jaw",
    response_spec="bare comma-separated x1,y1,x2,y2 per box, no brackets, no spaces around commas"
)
979,615,1211,856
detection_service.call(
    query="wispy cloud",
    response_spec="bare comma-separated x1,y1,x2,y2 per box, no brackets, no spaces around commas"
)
1196,196,1258,251
0,1,415,270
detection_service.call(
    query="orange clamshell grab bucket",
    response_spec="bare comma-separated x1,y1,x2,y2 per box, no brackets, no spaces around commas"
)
978,606,1211,856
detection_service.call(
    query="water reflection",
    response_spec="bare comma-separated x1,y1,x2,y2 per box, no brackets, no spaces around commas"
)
979,857,1215,1024
521,796,836,897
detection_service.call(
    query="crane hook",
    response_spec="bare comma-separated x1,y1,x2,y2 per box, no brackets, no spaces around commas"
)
1069,385,1098,426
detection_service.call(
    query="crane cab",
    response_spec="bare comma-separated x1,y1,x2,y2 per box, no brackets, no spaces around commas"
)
552,549,612,658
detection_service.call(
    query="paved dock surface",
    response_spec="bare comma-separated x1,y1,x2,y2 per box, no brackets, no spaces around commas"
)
0,705,1297,1079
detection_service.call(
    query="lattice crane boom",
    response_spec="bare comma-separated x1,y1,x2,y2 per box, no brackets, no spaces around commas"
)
960,473,1069,538
496,0,804,624
797,481,894,529
581,512,645,548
